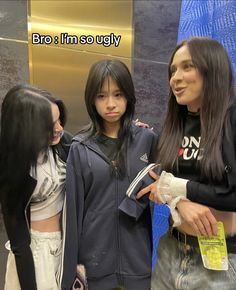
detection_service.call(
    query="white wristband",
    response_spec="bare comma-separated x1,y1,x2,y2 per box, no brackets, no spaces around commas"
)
156,171,188,203
168,196,188,227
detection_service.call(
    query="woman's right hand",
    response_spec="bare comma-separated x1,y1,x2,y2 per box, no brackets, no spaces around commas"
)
136,170,163,203
176,199,218,237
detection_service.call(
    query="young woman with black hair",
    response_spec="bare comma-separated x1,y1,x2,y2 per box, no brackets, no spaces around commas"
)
137,37,236,289
62,59,158,290
0,84,72,290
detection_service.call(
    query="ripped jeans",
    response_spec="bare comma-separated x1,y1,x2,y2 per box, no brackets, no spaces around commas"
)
151,231,236,290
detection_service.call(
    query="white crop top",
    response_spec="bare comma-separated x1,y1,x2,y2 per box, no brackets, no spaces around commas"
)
30,148,66,221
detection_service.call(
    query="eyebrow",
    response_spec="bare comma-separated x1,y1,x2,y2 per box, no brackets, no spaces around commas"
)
98,89,122,93
170,59,193,69
171,59,193,66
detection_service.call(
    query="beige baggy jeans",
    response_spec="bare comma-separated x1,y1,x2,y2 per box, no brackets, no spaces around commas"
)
4,229,62,290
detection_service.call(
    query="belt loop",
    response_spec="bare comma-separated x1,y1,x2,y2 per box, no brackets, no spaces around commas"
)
176,229,182,251
184,233,187,245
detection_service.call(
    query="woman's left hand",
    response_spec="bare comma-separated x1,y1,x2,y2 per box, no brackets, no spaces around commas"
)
176,199,218,237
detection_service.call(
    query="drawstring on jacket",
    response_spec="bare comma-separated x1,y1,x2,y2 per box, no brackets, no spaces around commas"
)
84,146,92,168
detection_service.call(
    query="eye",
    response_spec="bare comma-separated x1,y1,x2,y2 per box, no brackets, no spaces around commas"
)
96,93,105,99
53,118,61,126
115,91,124,98
170,66,177,76
183,62,195,70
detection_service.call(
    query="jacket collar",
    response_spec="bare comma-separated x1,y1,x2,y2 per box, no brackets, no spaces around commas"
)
73,123,139,145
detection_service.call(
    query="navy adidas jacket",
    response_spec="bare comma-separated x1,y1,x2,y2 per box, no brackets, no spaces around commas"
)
61,125,158,290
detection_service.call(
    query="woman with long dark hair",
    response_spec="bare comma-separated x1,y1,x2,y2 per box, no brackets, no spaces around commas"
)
62,59,157,290
0,84,72,290
138,37,236,289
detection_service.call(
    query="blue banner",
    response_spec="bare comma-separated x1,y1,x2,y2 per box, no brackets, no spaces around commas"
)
178,0,236,79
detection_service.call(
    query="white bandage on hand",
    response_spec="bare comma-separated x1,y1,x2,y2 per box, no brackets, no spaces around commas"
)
156,171,174,203
168,196,188,227
156,171,189,226
156,171,188,203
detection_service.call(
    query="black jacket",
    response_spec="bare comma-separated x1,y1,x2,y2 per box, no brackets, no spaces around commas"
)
62,125,158,290
0,131,72,290
187,104,236,211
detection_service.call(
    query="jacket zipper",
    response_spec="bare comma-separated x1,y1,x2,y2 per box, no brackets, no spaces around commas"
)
81,142,125,284
115,169,124,286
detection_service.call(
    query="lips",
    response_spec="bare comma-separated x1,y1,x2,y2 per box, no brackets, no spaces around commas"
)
174,87,186,95
53,132,62,139
106,112,119,117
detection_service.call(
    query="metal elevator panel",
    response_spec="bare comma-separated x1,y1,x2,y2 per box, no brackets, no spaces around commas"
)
28,0,133,133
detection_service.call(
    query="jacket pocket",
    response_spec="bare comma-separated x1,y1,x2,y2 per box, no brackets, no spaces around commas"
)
120,211,152,276
79,209,117,278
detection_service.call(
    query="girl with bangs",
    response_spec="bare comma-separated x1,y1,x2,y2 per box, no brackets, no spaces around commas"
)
62,59,157,290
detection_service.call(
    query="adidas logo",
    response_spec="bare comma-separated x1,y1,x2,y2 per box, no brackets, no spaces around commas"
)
140,153,148,163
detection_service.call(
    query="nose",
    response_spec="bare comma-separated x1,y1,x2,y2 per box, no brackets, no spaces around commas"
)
106,96,116,109
54,120,63,132
171,68,183,83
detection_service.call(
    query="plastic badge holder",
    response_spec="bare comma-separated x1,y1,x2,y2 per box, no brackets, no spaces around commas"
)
197,221,228,270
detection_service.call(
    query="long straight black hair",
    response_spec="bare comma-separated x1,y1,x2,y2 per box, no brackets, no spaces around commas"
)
42,90,67,128
83,59,136,176
157,37,235,182
0,84,54,194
